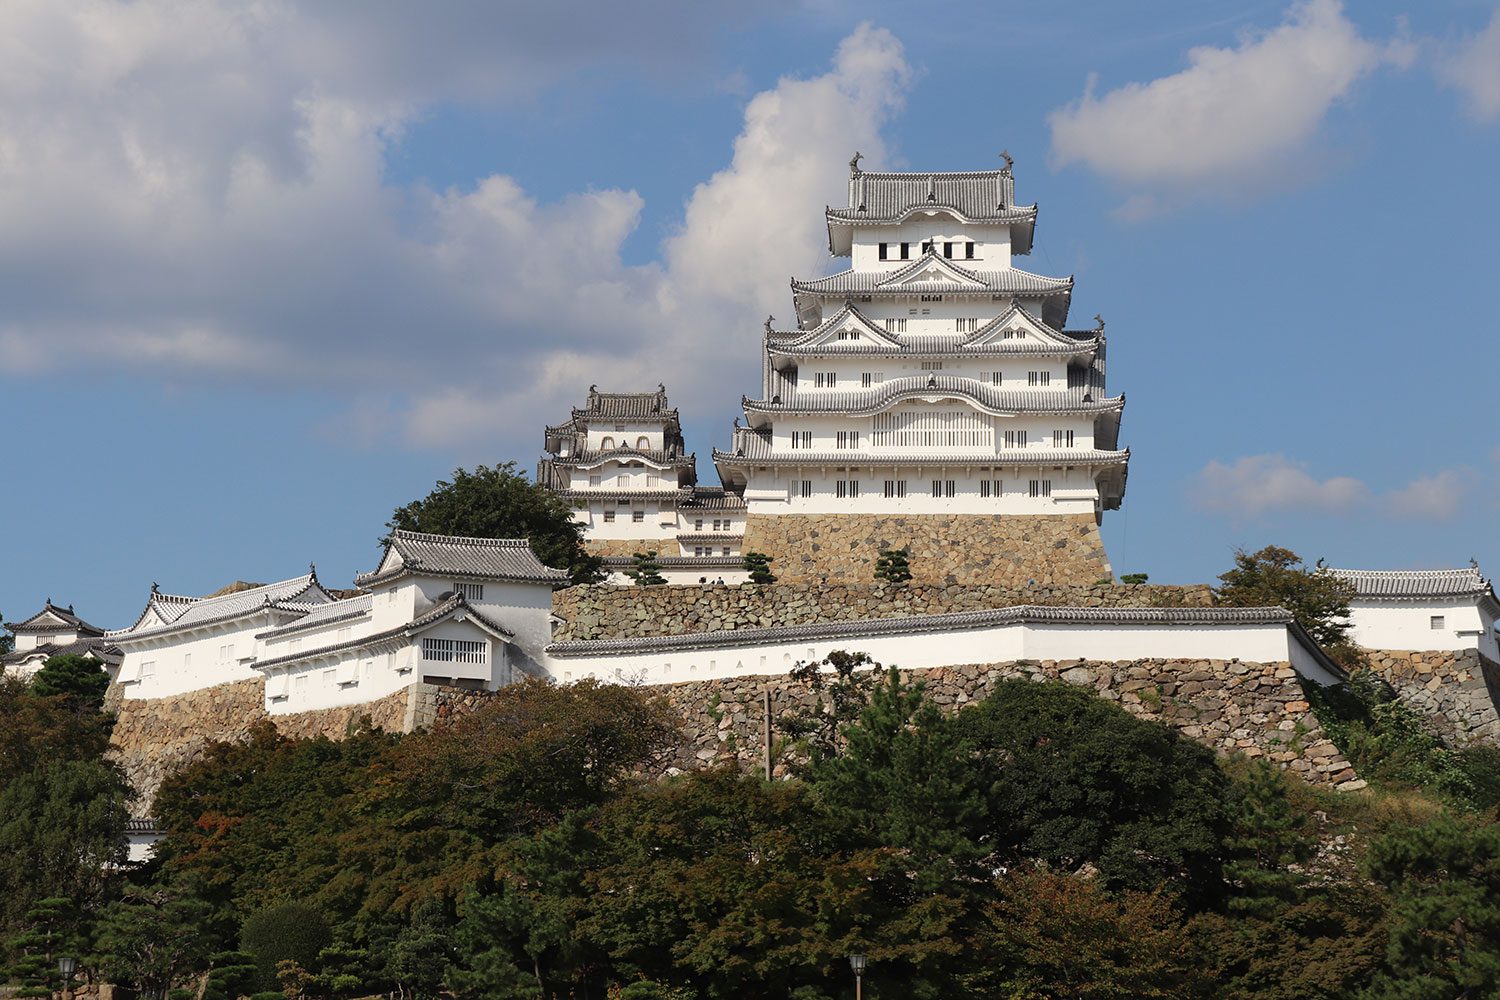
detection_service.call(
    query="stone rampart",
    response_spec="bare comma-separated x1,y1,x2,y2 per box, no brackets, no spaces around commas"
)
585,538,672,558
108,680,415,816
1365,648,1500,745
551,581,1213,642
427,658,1358,788
739,512,1111,585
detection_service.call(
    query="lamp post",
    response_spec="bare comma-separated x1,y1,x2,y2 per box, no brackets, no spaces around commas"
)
848,954,867,1000
57,955,77,1000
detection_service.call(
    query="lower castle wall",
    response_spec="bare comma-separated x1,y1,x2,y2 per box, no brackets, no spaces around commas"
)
430,659,1361,789
585,538,677,558
552,581,1213,642
739,512,1112,585
107,678,414,818
1365,648,1500,745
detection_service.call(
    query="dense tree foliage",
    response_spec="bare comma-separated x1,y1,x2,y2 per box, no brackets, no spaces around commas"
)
29,653,110,708
386,462,603,583
9,646,1500,998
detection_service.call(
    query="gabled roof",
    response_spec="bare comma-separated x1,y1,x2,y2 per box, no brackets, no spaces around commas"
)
108,573,333,642
678,487,748,511
1,636,121,668
792,252,1072,298
256,594,374,641
355,531,569,588
571,386,678,424
743,375,1123,420
253,594,512,673
828,168,1037,255
5,600,104,636
767,301,1099,360
1328,566,1496,602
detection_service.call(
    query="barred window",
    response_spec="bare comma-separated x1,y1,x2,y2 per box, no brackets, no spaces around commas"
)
1052,429,1075,448
883,480,907,499
1029,479,1052,498
457,582,484,601
1003,429,1028,449
421,638,487,665
883,318,906,333
931,479,955,498
836,430,860,449
921,361,943,370
790,430,812,449
836,479,860,499
872,409,992,448
1028,370,1051,386
979,479,1003,497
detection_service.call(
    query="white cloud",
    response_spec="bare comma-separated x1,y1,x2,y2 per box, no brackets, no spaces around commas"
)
1192,453,1369,517
0,3,913,454
1384,468,1477,521
1440,8,1500,122
1048,0,1402,202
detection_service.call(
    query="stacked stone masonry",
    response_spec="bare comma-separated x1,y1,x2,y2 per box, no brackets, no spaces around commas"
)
584,538,669,558
739,512,1112,585
1365,648,1500,745
551,581,1213,642
107,679,413,817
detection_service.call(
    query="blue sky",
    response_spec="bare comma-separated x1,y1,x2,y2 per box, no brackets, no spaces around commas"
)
2,0,1498,629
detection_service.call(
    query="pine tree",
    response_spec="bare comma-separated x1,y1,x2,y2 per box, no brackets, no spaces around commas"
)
624,552,666,586
874,548,912,584
741,552,776,585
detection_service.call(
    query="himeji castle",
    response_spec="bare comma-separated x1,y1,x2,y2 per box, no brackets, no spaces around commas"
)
545,156,1129,585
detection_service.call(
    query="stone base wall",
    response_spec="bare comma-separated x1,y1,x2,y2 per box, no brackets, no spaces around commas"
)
424,659,1358,789
551,581,1212,642
585,538,679,558
108,681,417,817
739,512,1111,585
1365,648,1500,745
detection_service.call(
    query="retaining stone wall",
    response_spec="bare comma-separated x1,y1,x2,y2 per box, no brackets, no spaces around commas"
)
585,538,674,558
1366,648,1500,745
552,581,1213,642
429,658,1360,789
108,680,414,816
740,512,1112,585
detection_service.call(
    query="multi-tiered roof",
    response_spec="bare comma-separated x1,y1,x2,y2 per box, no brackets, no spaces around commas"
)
538,385,697,496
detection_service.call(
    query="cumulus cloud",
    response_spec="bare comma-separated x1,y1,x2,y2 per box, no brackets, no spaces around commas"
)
1048,0,1406,209
1192,453,1370,517
0,2,912,453
1440,7,1500,121
1384,468,1477,521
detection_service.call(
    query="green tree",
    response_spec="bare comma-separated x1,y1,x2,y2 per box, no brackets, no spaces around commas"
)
30,654,109,709
0,759,130,928
201,950,260,1000
1120,572,1149,585
955,679,1228,903
1360,814,1500,999
778,650,879,765
873,548,912,584
741,552,776,585
95,883,217,999
1221,760,1316,916
240,903,332,991
386,462,603,584
625,551,667,586
1215,546,1359,662
3,898,86,999
0,676,113,785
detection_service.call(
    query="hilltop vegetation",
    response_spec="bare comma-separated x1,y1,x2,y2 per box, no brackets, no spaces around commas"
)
5,655,1500,1000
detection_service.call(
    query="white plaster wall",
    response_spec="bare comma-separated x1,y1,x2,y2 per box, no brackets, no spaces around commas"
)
118,616,272,699
802,295,1048,330
1347,599,1499,659
849,219,1013,271
791,358,1071,388
267,641,418,714
768,411,1095,455
547,620,1331,687
588,424,665,452
470,579,556,676
741,465,1099,516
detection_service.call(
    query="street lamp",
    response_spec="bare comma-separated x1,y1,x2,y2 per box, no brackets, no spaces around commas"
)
848,954,868,1000
58,955,77,1000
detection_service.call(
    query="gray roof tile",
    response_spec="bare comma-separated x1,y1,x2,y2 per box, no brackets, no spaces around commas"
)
356,531,569,587
743,374,1122,418
1328,566,1493,599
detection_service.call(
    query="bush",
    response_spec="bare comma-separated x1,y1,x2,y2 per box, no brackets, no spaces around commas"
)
742,552,776,585
874,547,911,583
240,903,332,990
625,551,666,586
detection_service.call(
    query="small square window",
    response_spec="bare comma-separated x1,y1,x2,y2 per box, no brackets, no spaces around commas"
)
1431,615,1446,630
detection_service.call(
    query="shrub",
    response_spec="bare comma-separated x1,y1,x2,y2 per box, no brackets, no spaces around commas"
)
742,552,776,585
240,903,332,990
874,547,912,584
625,551,666,586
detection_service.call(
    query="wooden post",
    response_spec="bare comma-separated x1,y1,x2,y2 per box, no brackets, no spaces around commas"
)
763,689,773,781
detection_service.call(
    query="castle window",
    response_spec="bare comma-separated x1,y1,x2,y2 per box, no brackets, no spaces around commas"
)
1029,479,1052,498
140,660,156,679
814,372,838,388
457,582,484,601
632,510,645,523
943,241,954,258
695,519,704,530
603,510,616,523
1028,371,1051,386
884,317,906,333
722,547,731,556
422,638,487,665
799,480,813,498
636,436,649,448
790,430,812,449
1004,430,1028,449
601,436,615,449
836,479,860,498
980,479,1003,497
694,547,705,557
837,430,860,449
1431,616,1446,630
861,372,883,387
965,242,976,259
931,479,955,498
900,242,910,260
956,318,978,333
1052,430,1075,448
883,480,907,499
988,372,1003,385
921,361,943,370
589,474,601,487
878,242,889,260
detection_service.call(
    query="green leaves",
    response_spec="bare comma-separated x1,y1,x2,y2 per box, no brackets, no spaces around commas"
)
1215,545,1358,659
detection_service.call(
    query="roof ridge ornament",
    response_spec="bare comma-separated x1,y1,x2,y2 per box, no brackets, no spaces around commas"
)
849,151,862,176
764,314,774,335
1000,149,1014,173
1094,313,1105,331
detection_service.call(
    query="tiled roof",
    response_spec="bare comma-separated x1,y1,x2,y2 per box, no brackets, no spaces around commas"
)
5,600,104,635
548,604,1308,656
679,487,747,510
253,594,513,672
1328,566,1493,600
743,375,1123,418
674,532,746,544
124,818,159,834
355,531,569,587
767,302,1098,358
108,573,328,642
1,637,121,667
714,435,1129,469
600,555,744,568
548,447,696,469
835,169,1019,220
792,257,1072,298
256,594,374,640
571,386,678,423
